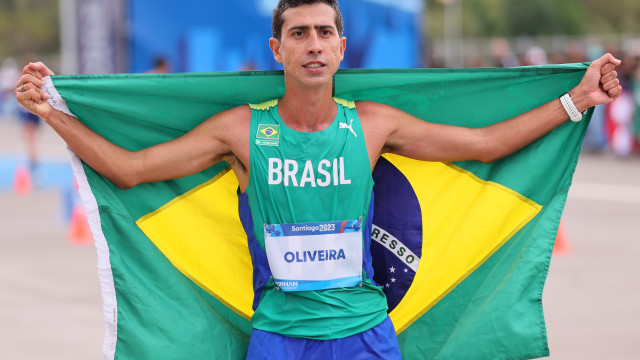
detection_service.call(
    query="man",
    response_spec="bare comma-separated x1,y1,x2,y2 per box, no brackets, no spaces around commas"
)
16,0,621,358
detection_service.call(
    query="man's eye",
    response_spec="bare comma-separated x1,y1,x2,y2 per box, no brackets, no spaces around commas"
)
293,31,304,37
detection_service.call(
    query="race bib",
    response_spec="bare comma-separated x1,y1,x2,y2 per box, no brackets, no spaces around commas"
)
264,220,363,291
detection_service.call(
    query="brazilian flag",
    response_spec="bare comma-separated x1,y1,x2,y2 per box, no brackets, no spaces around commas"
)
49,64,591,359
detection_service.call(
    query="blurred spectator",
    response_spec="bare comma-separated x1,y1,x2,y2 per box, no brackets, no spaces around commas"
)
566,41,586,63
605,89,635,157
603,47,638,157
490,38,519,67
18,53,43,177
17,105,42,174
0,57,20,120
465,55,486,68
550,51,568,65
633,64,640,149
241,62,257,71
624,40,640,153
430,33,640,155
583,45,608,152
146,56,170,73
523,46,548,66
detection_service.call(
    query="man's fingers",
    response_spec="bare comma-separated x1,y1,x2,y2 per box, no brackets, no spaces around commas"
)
16,86,43,105
600,63,616,75
16,73,45,89
602,78,620,92
28,62,55,77
31,84,50,101
24,86,43,105
15,76,49,103
22,64,43,81
600,70,617,84
591,53,621,70
607,85,622,99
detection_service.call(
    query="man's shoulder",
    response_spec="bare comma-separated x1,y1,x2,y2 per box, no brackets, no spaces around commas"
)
204,105,251,141
206,105,251,156
354,100,396,109
216,104,252,123
354,100,399,120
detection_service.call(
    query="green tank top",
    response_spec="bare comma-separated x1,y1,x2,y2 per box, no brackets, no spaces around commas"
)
246,98,388,339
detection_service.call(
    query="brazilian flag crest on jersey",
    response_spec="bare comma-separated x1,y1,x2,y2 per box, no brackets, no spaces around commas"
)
48,65,592,360
257,124,280,146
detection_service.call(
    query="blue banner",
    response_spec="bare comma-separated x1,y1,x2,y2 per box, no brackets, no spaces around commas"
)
128,0,423,73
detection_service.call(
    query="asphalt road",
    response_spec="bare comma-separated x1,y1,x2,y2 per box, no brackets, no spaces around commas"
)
0,119,638,359
544,153,640,360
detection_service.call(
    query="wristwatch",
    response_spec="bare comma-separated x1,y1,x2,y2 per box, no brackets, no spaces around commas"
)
559,92,587,122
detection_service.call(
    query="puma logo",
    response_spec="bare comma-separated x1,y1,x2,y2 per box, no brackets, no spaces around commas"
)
339,119,357,137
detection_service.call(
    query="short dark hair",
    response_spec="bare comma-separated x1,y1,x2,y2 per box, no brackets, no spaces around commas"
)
272,0,344,41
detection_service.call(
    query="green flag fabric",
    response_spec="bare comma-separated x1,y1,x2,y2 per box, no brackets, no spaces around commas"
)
48,64,591,359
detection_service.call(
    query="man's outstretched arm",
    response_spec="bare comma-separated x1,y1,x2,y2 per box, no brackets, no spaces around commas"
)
360,53,622,165
15,62,249,189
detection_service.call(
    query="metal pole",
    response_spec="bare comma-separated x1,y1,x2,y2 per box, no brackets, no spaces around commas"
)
59,0,78,74
443,0,462,68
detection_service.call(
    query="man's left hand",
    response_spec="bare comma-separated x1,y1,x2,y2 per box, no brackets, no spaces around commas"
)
570,53,622,112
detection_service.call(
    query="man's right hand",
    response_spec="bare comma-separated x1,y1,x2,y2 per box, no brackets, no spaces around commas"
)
15,62,55,120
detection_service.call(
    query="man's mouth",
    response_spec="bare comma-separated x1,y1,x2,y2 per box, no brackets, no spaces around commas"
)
304,63,325,68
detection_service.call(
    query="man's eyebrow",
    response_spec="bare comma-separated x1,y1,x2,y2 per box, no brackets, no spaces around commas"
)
287,24,336,32
288,25,310,32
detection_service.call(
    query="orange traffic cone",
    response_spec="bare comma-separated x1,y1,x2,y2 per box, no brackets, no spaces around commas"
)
68,205,92,246
13,165,32,195
553,218,571,256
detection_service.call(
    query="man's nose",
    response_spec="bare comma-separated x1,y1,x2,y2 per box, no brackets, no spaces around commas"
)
307,32,322,54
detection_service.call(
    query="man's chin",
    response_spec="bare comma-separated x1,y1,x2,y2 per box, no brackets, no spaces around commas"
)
287,74,333,89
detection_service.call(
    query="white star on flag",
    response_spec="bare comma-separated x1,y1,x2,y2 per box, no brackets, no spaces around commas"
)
389,266,396,273
391,277,396,283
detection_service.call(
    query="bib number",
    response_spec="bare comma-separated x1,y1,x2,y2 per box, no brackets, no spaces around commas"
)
264,220,363,292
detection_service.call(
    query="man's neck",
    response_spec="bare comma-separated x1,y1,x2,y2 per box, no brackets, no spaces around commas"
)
278,83,337,133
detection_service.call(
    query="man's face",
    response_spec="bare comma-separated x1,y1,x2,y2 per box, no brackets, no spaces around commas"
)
269,3,346,89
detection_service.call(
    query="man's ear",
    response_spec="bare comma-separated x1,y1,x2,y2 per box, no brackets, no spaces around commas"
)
269,37,283,64
339,36,346,61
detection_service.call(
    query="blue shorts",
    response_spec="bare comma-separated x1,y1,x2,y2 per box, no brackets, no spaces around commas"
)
20,110,41,126
246,316,401,360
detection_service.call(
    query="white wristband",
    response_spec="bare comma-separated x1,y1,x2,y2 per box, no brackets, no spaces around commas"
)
559,92,584,122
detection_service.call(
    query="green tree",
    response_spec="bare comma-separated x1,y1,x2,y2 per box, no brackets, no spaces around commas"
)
0,0,60,59
503,0,586,36
583,0,640,34
426,0,640,38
